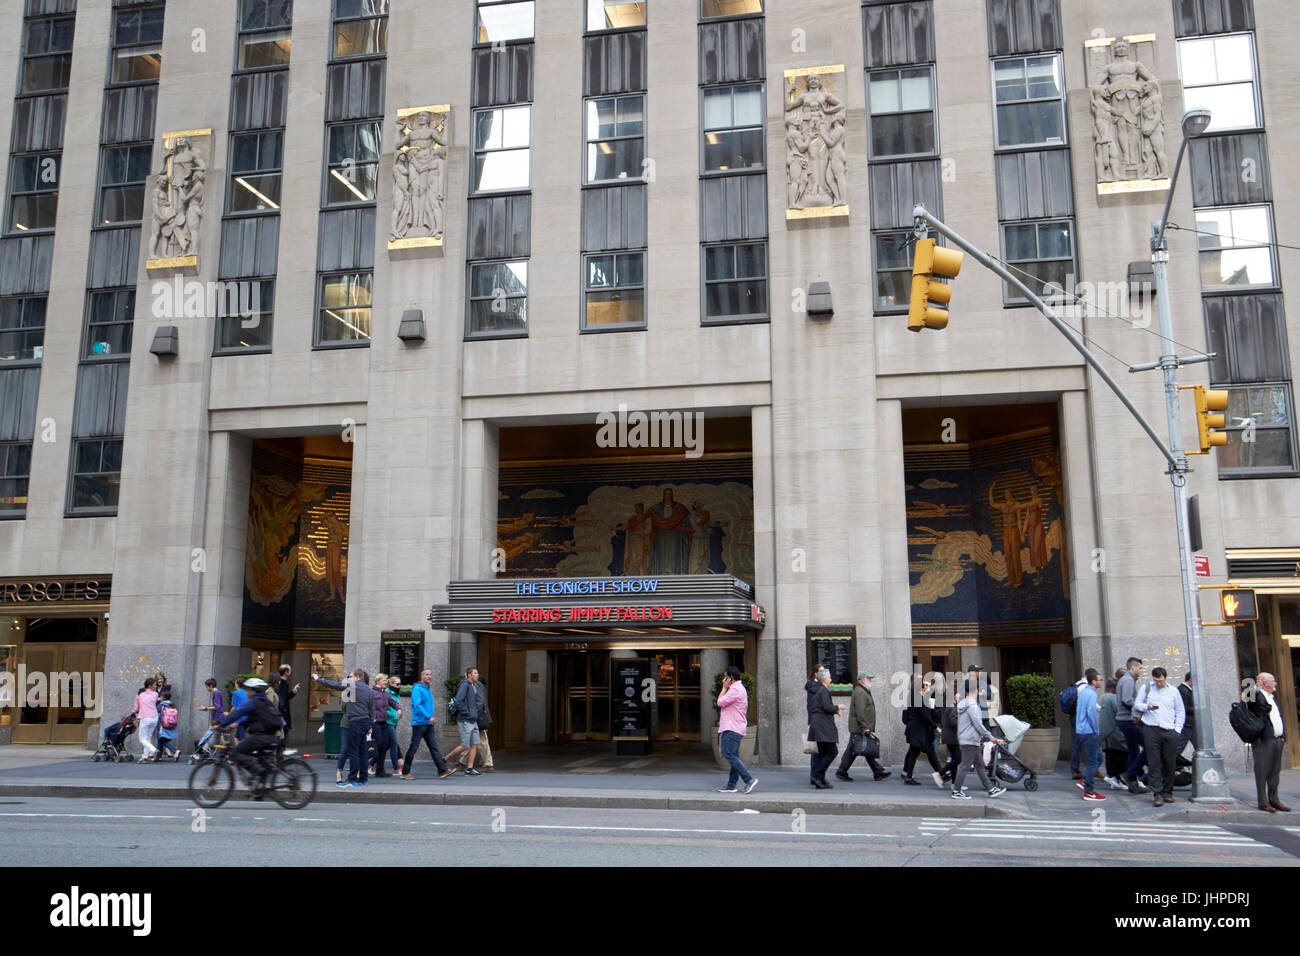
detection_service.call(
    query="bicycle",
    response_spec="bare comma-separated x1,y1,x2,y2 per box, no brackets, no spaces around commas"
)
187,732,317,810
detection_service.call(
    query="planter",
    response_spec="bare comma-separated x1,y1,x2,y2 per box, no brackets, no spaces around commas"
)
711,726,758,770
1017,728,1061,774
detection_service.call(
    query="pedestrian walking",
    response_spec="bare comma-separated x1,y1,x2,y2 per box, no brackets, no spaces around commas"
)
1099,679,1128,790
1248,673,1291,813
1132,666,1185,806
383,675,404,774
273,665,299,740
1115,657,1150,794
1064,673,1088,780
369,673,396,777
836,671,891,783
938,696,961,782
230,678,249,742
1074,668,1105,801
443,667,483,776
315,669,373,787
452,676,495,770
806,667,842,789
134,677,160,761
900,675,942,786
194,678,225,756
715,666,757,794
401,669,454,779
951,679,1006,800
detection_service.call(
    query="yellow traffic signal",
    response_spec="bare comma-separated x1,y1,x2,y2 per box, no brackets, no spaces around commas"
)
1220,588,1257,622
908,238,963,332
1193,385,1229,454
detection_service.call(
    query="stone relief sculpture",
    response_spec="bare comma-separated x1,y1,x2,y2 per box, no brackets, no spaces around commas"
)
149,133,207,263
390,108,449,245
783,68,848,216
1087,36,1169,189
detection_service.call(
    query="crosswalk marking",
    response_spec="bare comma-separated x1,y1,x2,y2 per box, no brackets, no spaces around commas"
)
917,817,1272,850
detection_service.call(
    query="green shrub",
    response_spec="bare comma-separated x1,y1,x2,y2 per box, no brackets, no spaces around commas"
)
1004,673,1055,729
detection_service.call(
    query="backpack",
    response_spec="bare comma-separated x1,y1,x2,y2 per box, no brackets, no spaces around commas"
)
447,696,459,719
1229,701,1265,743
1060,683,1079,717
160,703,178,729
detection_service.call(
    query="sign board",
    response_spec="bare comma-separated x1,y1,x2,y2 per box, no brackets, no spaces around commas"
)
611,658,656,742
807,625,857,694
380,631,423,687
1194,555,1210,577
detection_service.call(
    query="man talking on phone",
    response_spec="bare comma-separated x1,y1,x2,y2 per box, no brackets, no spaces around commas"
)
716,666,757,794
1132,666,1184,807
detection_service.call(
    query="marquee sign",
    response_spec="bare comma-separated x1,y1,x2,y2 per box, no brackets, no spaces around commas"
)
0,577,112,608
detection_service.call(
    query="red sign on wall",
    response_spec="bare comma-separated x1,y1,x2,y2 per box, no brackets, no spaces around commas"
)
1194,555,1210,577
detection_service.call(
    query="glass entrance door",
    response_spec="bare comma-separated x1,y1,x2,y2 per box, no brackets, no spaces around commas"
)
11,643,99,744
653,652,701,741
554,651,611,741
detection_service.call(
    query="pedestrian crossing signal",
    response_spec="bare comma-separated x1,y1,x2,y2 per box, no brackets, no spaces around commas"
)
1219,588,1257,623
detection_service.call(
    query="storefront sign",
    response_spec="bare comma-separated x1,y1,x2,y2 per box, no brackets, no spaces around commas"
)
491,606,674,623
611,658,655,741
0,578,110,606
513,578,661,595
807,625,857,694
381,631,423,687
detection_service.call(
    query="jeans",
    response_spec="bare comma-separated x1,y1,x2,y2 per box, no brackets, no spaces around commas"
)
346,718,371,782
953,743,993,792
1069,731,1083,773
1120,720,1146,781
371,724,398,773
811,742,838,782
387,725,403,770
1104,748,1128,779
1079,733,1101,793
402,724,448,775
720,731,753,789
1143,725,1180,795
941,743,961,779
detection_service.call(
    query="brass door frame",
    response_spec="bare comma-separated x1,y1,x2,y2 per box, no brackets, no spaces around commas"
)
653,651,701,742
553,651,611,741
12,639,104,745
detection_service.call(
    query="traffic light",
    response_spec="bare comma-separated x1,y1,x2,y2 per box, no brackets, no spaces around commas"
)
1219,588,1258,623
1193,385,1229,454
908,238,963,332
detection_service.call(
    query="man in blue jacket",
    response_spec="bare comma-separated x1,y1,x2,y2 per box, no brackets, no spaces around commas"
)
401,668,454,779
1075,668,1106,801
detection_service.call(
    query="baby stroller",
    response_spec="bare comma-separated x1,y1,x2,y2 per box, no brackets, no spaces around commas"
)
986,714,1038,791
91,714,137,762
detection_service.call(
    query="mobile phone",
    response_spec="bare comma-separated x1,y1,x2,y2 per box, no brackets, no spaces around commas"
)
1150,704,1159,710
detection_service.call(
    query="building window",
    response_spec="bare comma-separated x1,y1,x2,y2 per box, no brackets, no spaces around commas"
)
70,438,123,512
585,95,645,183
0,296,46,362
587,0,646,31
110,4,165,84
0,442,32,516
872,231,913,313
583,252,645,329
238,0,293,70
702,84,764,172
84,289,135,359
1196,205,1276,291
868,67,936,160
992,55,1066,149
98,144,152,225
473,106,531,193
21,14,75,94
1217,384,1298,477
215,279,274,353
703,241,767,322
228,131,284,214
317,272,373,345
7,153,60,233
1177,34,1259,133
333,0,389,59
476,0,534,45
468,260,528,338
701,0,762,18
1001,219,1074,304
325,122,381,205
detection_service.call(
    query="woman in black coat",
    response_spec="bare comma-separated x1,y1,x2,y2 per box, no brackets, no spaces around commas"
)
806,667,842,789
938,690,960,781
901,676,944,786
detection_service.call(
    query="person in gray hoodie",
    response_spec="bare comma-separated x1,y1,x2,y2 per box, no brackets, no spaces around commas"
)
951,679,1007,800
314,669,374,787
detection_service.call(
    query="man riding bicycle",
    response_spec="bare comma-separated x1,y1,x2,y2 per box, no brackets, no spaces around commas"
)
218,677,284,792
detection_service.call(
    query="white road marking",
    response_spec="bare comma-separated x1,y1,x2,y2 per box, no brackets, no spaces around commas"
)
447,822,900,838
0,812,177,819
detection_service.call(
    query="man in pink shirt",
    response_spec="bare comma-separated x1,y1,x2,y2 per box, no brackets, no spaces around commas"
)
716,666,757,794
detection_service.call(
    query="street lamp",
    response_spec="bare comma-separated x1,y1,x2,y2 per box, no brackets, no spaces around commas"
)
1149,108,1231,800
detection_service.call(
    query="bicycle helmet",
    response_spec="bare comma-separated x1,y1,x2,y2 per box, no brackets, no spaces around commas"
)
244,677,269,691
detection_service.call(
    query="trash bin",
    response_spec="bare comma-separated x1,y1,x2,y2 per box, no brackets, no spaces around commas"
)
324,711,343,758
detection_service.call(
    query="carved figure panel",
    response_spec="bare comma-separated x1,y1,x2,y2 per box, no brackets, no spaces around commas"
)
1086,36,1169,192
783,65,849,219
148,129,210,268
390,106,450,248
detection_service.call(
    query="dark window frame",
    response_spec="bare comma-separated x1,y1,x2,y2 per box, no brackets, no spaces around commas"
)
95,142,153,227
323,120,382,208
82,287,136,362
866,65,938,161
314,269,374,348
18,13,75,96
236,0,294,74
584,0,648,34
466,258,530,341
990,52,1068,151
999,217,1077,307
6,150,61,235
871,230,915,316
66,437,125,517
470,104,533,196
698,0,764,22
1214,382,1300,480
581,249,647,332
701,240,769,325
213,278,275,355
226,129,285,216
106,2,165,88
583,93,646,185
0,441,33,518
0,294,47,365
699,81,766,175
1176,32,1263,134
473,0,536,48
331,0,390,61
1194,202,1278,295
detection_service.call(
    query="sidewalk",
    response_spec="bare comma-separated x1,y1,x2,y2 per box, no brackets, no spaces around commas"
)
1,745,1295,824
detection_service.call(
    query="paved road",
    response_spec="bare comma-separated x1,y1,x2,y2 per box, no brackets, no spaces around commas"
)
2,796,1297,866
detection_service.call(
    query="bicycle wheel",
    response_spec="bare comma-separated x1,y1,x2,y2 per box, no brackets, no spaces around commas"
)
188,759,235,809
268,758,317,810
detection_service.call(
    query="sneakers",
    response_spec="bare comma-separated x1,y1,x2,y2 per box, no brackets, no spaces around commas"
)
1082,790,1107,801
932,771,944,788
336,770,343,784
950,788,971,800
744,778,758,794
987,787,1006,798
716,786,738,793
903,776,921,786
336,780,355,788
464,767,482,776
1104,776,1126,790
1075,781,1086,791
1163,793,1175,803
400,774,415,780
1127,778,1151,794
440,768,458,778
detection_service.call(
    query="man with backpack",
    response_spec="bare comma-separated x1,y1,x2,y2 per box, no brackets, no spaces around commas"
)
1074,669,1105,801
218,677,284,792
1248,673,1290,813
443,667,482,776
1061,674,1088,780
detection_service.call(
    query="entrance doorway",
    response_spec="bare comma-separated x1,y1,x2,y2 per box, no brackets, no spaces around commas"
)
654,652,701,740
12,637,99,744
554,651,611,740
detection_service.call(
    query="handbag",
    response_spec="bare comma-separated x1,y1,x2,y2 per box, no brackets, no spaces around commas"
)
861,732,881,760
803,727,818,754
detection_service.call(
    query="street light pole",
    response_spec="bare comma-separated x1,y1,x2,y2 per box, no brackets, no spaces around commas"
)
1149,109,1230,800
